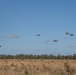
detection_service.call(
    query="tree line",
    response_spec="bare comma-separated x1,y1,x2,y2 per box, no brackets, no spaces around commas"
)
0,54,76,59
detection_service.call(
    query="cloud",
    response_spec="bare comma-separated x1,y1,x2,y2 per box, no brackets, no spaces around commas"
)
43,40,51,43
34,49,42,51
68,45,76,48
63,36,69,40
7,34,19,39
42,40,52,44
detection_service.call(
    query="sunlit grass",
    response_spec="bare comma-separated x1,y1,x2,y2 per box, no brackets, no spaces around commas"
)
0,59,76,75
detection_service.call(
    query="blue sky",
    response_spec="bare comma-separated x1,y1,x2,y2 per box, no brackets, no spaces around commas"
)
0,0,76,55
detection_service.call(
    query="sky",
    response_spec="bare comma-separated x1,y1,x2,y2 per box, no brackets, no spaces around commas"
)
0,0,76,55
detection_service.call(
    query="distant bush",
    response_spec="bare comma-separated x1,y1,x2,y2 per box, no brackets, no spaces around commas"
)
0,54,76,59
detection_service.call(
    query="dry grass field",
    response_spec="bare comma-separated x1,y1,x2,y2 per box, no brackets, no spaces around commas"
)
0,59,76,75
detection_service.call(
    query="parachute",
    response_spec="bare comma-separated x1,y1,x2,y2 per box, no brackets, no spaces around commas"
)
36,34,40,36
53,40,58,42
65,32,69,35
70,34,74,36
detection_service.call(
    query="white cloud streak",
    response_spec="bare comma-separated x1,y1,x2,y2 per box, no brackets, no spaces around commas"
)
7,34,19,39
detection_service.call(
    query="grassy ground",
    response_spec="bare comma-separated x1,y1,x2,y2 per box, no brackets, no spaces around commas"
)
0,59,76,75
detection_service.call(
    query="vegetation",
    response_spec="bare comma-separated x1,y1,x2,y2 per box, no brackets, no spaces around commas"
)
0,54,76,59
0,59,76,75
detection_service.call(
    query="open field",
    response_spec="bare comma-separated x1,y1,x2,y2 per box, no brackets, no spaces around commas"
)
0,59,76,75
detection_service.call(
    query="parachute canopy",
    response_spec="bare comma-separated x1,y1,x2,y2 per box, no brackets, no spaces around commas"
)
36,34,40,36
70,34,74,36
65,32,69,35
53,40,58,42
